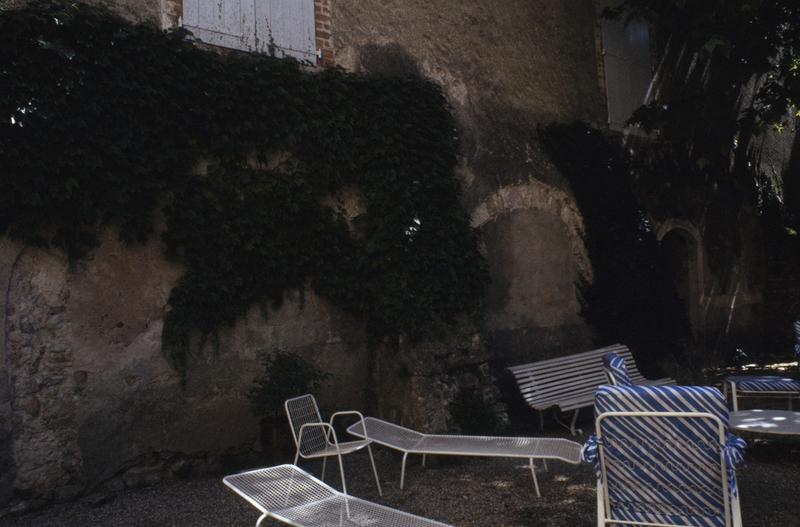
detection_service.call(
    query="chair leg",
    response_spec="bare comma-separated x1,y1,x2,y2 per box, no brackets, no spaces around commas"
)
731,384,739,412
570,409,581,436
596,480,605,527
321,456,327,481
400,452,409,490
256,513,269,527
542,459,548,472
538,410,545,432
293,447,300,466
529,458,541,498
422,454,427,467
336,453,348,495
336,452,351,518
367,444,383,496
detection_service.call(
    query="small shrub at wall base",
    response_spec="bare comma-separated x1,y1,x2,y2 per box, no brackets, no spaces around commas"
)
248,351,329,461
0,1,490,380
449,387,504,435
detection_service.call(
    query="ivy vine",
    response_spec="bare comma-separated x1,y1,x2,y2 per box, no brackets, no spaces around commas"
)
0,2,489,375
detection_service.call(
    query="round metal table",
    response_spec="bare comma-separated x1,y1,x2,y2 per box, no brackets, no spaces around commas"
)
730,409,800,436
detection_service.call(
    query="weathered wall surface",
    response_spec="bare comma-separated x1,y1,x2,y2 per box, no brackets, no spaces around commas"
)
0,230,368,507
331,0,604,364
0,0,607,507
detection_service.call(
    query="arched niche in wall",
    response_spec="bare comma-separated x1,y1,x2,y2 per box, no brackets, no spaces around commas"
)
656,220,705,336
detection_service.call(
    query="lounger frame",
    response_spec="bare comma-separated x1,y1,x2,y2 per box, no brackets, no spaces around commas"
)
347,417,581,497
223,464,453,527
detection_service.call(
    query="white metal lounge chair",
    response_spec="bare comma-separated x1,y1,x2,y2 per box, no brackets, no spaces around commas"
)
285,394,382,497
223,464,453,527
509,343,675,435
347,417,582,497
582,384,746,527
722,320,800,411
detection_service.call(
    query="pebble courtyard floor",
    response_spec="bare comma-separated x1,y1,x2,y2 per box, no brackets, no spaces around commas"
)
4,431,798,527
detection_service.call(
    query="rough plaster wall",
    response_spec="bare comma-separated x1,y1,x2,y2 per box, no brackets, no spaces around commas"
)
332,0,604,362
0,239,22,504
0,231,368,503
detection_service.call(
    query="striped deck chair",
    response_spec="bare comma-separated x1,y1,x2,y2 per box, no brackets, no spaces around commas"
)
582,384,746,527
723,320,800,411
602,352,634,387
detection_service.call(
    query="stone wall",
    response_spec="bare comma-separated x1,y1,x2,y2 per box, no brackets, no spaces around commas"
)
0,231,369,509
0,0,609,508
331,0,605,364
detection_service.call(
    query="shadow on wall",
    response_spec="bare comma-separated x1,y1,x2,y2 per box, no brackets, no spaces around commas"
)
359,43,424,77
539,122,690,377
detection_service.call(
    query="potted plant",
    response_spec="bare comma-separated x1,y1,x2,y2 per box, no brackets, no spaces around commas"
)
248,350,329,462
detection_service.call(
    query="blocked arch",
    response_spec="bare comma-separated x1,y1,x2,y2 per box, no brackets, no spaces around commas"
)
656,220,704,333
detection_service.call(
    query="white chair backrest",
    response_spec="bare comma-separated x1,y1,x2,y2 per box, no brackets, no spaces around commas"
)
591,384,743,527
285,394,328,456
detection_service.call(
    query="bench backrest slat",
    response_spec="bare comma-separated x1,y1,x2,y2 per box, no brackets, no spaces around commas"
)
508,344,666,411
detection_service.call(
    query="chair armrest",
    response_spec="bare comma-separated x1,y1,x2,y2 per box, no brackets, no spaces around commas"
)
297,422,340,457
329,411,370,441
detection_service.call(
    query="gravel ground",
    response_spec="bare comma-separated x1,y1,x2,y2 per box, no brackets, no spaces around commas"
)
3,431,798,527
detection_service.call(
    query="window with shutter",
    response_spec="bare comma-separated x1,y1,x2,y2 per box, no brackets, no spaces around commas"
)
599,2,652,131
182,0,316,62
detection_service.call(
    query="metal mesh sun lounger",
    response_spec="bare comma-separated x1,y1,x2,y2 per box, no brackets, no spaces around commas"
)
582,384,746,527
223,464,453,527
347,417,582,497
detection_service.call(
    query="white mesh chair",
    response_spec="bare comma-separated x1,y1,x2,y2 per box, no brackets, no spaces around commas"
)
285,394,382,497
582,384,746,527
224,464,453,527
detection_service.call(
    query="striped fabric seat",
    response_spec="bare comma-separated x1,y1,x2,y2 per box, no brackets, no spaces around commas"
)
583,385,745,527
724,320,800,410
794,320,800,359
725,375,800,393
602,352,633,387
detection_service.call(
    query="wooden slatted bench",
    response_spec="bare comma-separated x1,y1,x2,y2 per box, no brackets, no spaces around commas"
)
507,343,675,435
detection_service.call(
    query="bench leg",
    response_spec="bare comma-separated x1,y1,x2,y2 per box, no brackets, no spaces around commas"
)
552,408,582,436
570,409,582,436
400,452,409,490
367,444,382,496
529,458,541,498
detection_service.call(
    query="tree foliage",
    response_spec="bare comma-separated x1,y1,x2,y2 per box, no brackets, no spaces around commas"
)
0,1,489,376
606,0,800,133
541,123,690,373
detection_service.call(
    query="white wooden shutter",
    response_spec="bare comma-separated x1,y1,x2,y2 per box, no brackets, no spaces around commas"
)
600,3,652,130
255,0,316,61
183,0,256,51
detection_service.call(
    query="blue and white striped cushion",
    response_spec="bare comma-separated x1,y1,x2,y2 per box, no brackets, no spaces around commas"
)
794,320,800,359
726,375,800,393
602,352,633,386
586,385,744,527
